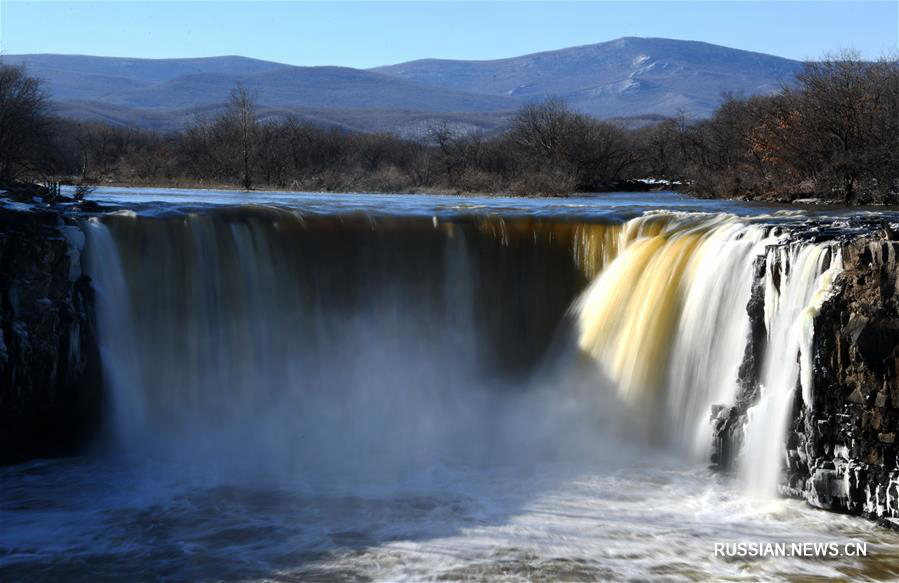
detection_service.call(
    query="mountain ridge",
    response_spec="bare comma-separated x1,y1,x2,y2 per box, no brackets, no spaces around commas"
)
372,37,802,117
4,37,805,132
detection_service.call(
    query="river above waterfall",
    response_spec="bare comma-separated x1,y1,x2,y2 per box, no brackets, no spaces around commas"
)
71,185,896,219
4,188,899,581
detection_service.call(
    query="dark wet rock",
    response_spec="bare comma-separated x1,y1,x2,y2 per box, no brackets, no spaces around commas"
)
74,199,104,213
805,468,848,510
737,255,769,399
713,233,899,521
0,205,102,464
0,181,51,203
791,237,899,518
710,405,743,471
710,254,768,472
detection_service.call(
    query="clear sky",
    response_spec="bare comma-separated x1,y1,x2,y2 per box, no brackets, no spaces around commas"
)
1,1,897,67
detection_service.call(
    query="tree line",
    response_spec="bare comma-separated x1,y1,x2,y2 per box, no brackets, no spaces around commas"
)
2,52,898,203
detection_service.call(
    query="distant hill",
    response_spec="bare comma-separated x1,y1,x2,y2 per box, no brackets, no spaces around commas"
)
373,37,803,118
5,38,804,132
3,54,517,112
100,67,518,112
2,54,288,82
1,54,287,101
51,100,514,137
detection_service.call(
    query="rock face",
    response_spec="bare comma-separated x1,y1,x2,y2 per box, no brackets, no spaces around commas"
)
710,255,768,471
713,233,899,524
792,237,899,521
0,206,102,465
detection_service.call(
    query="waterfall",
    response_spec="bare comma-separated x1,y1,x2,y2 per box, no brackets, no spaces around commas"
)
81,208,598,478
574,214,780,454
665,220,776,455
83,206,844,494
85,217,147,443
574,213,843,484
741,243,843,497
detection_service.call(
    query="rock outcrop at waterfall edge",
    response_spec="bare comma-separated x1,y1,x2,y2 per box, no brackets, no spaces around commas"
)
790,237,899,526
710,254,768,472
0,205,102,464
712,233,899,527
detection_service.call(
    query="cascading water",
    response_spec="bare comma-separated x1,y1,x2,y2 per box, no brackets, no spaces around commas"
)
741,242,843,497
81,208,603,480
86,207,844,489
8,189,897,582
574,213,781,455
573,213,843,486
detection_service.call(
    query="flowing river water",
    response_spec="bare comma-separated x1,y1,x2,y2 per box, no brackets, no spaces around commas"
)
2,188,899,581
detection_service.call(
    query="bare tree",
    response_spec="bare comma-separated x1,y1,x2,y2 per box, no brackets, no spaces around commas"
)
229,84,258,190
509,97,636,192
0,63,57,186
510,97,576,163
426,121,482,183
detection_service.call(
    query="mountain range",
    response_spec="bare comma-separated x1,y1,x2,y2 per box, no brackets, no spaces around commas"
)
5,37,804,135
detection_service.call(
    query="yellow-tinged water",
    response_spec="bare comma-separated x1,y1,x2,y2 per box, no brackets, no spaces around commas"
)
575,215,742,411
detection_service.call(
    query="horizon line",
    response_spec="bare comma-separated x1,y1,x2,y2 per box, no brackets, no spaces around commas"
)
2,35,814,70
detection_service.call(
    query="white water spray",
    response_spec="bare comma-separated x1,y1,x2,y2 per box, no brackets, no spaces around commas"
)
741,243,843,497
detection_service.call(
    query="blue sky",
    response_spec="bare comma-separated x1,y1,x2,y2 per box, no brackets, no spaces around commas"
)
2,1,897,67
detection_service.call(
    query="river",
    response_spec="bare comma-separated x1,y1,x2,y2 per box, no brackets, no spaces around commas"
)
2,188,898,581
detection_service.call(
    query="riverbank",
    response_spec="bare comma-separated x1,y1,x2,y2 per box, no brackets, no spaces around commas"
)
4,174,892,208
20,178,897,208
25,176,670,200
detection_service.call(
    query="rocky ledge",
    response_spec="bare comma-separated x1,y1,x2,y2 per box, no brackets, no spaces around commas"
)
0,204,102,465
793,236,899,525
713,231,899,527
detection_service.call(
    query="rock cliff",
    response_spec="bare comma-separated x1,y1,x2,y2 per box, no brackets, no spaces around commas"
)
789,236,899,525
713,231,899,526
0,205,102,464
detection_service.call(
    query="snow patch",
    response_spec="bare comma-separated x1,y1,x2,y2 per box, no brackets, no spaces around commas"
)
635,178,683,186
0,199,35,212
60,225,86,279
583,79,641,96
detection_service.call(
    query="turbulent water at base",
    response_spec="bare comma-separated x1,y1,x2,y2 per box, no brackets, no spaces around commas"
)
3,189,899,581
